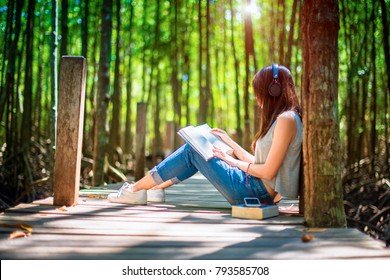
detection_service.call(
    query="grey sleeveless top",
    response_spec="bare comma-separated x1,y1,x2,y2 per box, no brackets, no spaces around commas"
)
254,111,302,199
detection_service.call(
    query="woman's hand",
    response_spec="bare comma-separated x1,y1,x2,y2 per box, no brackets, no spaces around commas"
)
212,145,238,167
211,128,233,146
211,128,255,162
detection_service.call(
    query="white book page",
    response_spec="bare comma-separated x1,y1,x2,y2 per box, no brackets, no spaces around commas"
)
178,124,233,160
196,124,233,154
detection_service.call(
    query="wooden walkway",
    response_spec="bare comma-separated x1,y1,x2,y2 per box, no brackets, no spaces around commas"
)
0,173,389,260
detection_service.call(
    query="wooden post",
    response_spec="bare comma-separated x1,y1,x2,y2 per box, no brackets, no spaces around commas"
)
135,102,147,181
53,56,87,206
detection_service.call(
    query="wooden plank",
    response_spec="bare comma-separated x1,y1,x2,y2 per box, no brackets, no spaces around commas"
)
1,173,388,260
0,211,305,232
0,234,382,251
0,213,381,243
2,247,388,260
54,56,87,206
0,216,349,239
11,201,231,215
0,223,389,259
0,210,303,227
0,212,387,259
0,232,378,248
5,202,303,225
163,200,231,209
0,234,388,260
0,224,305,239
80,190,230,201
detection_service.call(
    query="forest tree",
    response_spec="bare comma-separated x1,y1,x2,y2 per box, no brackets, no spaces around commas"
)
301,0,346,227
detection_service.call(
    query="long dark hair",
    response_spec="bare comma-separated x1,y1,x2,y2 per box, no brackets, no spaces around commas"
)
251,65,302,151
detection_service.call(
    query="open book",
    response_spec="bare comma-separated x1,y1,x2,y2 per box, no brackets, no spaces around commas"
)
177,124,233,161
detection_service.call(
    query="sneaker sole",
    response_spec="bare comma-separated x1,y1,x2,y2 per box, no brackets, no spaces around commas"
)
107,194,147,205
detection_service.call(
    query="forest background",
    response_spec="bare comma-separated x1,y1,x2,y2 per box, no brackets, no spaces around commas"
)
0,0,389,236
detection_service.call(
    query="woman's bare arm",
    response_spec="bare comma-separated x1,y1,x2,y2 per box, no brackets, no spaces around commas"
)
213,114,297,181
237,114,296,180
211,128,255,163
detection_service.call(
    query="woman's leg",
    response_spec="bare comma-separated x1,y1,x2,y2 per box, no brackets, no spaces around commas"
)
147,165,199,190
130,144,198,192
148,180,174,190
129,173,158,191
111,143,273,205
150,144,273,205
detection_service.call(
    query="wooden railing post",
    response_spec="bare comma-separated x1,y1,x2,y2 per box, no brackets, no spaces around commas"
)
135,102,147,181
53,56,87,206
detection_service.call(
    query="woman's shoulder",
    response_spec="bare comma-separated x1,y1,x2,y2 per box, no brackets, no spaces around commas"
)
276,110,302,144
278,110,302,125
275,110,302,138
277,110,297,123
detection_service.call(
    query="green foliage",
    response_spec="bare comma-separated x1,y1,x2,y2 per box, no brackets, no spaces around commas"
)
0,0,388,176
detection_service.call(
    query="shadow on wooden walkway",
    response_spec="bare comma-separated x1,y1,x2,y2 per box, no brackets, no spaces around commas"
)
0,173,389,260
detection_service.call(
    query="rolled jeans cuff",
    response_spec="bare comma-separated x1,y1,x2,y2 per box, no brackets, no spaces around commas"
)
149,167,181,185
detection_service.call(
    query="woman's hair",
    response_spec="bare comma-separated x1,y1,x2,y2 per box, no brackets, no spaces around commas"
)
251,65,302,151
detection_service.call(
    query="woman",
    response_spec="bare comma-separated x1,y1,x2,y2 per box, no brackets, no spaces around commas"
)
108,64,302,206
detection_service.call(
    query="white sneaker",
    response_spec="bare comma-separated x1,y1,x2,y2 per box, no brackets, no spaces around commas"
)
107,182,147,205
147,188,165,203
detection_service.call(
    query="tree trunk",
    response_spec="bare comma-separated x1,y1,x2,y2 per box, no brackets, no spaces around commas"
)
81,0,89,58
243,0,256,150
0,0,15,124
151,0,162,165
301,0,346,227
109,0,122,165
141,0,149,101
379,0,390,160
84,15,100,157
135,103,147,181
81,0,90,155
1,0,24,204
285,0,298,69
146,1,159,107
198,0,206,124
229,0,242,145
50,0,59,188
358,6,369,161
182,0,194,127
293,1,302,82
4,0,21,131
343,3,376,166
124,1,135,155
34,3,46,143
370,15,377,164
153,63,162,165
21,0,36,186
278,0,286,64
92,0,113,186
221,2,227,128
171,0,181,147
269,0,276,62
60,0,68,56
205,0,213,125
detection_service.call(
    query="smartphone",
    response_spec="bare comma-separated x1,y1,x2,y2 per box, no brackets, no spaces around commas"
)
244,197,261,207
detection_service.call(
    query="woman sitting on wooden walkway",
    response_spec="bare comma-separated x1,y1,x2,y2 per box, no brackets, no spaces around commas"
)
108,64,303,207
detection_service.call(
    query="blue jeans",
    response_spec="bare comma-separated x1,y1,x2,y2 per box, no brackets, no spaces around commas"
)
149,144,274,205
